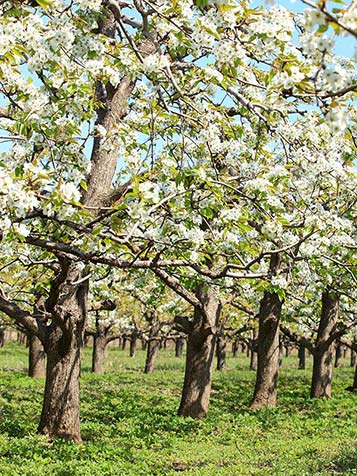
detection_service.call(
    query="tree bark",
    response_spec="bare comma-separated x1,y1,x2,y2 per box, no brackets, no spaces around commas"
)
310,290,339,399
334,342,342,368
250,290,282,409
350,347,356,368
216,334,227,371
141,337,147,350
92,335,107,374
232,337,239,357
29,334,46,378
352,365,357,390
121,337,128,350
0,328,4,347
250,345,258,371
175,337,184,357
38,322,84,442
278,339,283,368
298,343,306,370
144,339,160,373
129,332,138,357
178,285,221,419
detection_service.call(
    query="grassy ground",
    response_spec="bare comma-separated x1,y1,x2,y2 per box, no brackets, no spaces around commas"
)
0,342,356,476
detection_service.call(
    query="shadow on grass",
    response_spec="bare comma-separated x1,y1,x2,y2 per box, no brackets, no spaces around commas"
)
322,447,357,474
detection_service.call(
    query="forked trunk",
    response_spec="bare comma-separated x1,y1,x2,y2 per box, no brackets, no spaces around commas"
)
298,343,306,369
250,290,282,409
310,291,339,399
144,339,160,373
39,328,83,442
29,334,46,378
92,335,107,374
178,286,221,419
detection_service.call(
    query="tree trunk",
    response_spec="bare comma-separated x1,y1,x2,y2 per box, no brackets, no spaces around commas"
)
29,334,46,378
352,365,357,391
216,334,227,371
121,337,128,350
278,339,283,368
250,345,258,371
0,328,4,347
250,290,282,409
310,290,339,399
232,337,239,357
38,326,83,442
129,333,137,357
334,343,342,368
92,335,107,374
178,286,221,419
144,339,160,373
298,343,306,370
175,337,184,357
350,348,356,368
141,337,147,350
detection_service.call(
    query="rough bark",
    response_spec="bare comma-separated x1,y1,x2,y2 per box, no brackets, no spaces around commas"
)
178,285,221,419
38,310,85,442
28,334,46,378
250,290,282,409
310,291,339,399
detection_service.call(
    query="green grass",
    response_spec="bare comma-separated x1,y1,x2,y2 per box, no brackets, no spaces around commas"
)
0,342,356,476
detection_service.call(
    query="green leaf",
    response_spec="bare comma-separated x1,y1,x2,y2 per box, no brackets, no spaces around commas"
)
34,0,54,7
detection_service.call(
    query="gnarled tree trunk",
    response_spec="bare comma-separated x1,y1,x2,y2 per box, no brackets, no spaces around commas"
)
29,334,46,378
178,285,221,419
310,290,339,399
39,316,84,442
